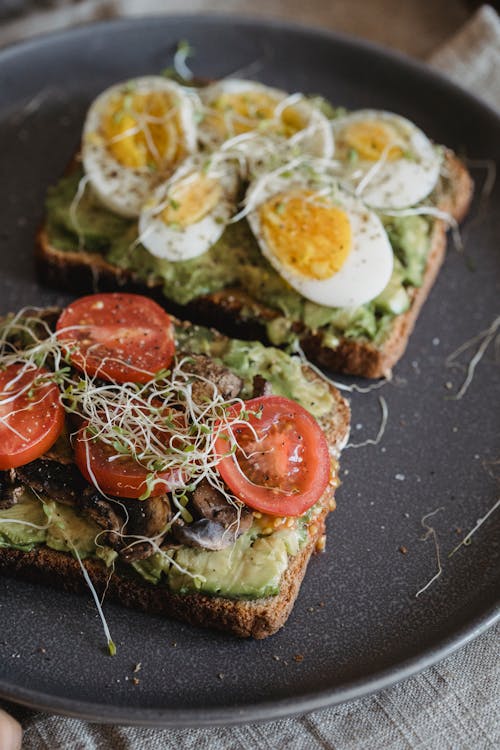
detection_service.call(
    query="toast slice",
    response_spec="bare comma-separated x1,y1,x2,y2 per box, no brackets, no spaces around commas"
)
0,313,350,639
0,447,338,640
36,152,473,379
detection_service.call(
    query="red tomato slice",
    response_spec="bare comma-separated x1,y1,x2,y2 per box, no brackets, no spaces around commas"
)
214,395,331,517
56,293,175,384
74,421,183,499
0,364,65,470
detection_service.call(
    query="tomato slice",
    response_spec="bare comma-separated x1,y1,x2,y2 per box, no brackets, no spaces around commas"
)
0,364,65,470
214,395,331,517
74,421,183,499
56,293,175,384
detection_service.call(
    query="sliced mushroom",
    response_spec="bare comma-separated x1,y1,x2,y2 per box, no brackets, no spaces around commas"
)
80,488,126,549
118,495,171,562
183,355,243,402
14,459,86,506
119,495,171,538
11,459,127,547
119,541,158,564
171,518,237,551
170,480,253,551
43,430,74,465
0,470,23,510
192,479,252,533
252,374,273,398
76,486,125,549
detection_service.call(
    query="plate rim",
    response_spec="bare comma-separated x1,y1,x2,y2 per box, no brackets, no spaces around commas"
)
0,604,498,726
0,12,499,727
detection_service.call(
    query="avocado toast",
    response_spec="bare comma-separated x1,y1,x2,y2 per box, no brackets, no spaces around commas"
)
0,295,349,640
36,76,473,378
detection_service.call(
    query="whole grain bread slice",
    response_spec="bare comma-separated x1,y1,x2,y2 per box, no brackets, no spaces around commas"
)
35,153,473,378
0,497,329,639
0,367,350,639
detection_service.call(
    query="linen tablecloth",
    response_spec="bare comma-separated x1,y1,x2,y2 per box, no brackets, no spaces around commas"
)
1,5,499,748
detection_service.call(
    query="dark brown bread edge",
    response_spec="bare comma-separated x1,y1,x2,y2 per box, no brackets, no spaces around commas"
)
35,154,473,377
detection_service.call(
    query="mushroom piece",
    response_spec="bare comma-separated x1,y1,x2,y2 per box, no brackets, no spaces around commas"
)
13,459,129,547
14,459,128,547
171,479,253,551
119,495,171,538
0,470,23,510
14,459,87,506
252,374,272,398
80,488,127,549
171,518,238,551
192,479,252,532
119,541,158,564
183,355,243,402
118,495,171,562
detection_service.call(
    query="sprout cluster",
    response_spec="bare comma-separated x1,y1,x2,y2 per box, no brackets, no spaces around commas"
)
0,308,259,513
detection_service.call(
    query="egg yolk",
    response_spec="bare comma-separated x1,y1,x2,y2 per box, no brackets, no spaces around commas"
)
100,90,186,170
259,191,352,280
160,173,222,227
341,120,403,161
206,91,304,139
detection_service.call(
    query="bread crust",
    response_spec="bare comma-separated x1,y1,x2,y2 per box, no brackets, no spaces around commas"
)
0,500,329,639
36,153,473,378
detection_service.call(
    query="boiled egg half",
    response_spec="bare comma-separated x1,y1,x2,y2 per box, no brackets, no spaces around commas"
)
333,110,442,209
82,76,199,218
138,156,239,261
246,168,393,308
199,79,333,160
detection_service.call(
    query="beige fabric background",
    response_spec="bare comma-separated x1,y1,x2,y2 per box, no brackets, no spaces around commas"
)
0,4,499,748
430,4,500,111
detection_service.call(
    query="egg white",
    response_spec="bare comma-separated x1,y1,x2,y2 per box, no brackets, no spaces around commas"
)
138,156,239,262
82,76,199,218
246,169,394,308
333,109,442,210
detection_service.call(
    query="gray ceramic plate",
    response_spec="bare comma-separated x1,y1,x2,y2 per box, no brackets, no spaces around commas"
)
0,15,498,728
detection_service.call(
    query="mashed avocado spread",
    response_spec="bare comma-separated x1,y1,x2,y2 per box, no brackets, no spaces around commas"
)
0,325,329,599
0,490,309,600
46,169,432,347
